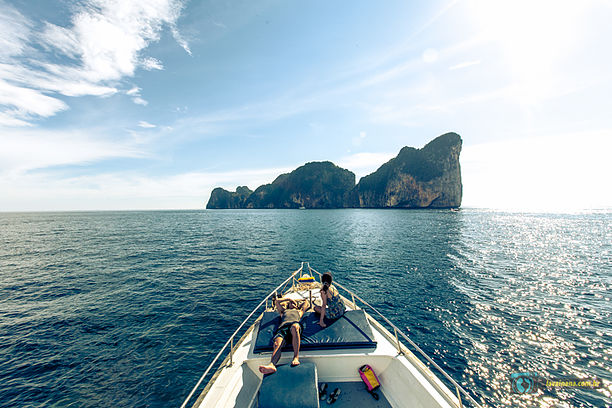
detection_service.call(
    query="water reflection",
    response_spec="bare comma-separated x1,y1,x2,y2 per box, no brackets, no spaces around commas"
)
451,211,612,407
1,210,609,407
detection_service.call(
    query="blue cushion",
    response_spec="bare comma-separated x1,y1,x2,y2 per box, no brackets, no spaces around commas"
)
254,310,377,353
258,363,319,408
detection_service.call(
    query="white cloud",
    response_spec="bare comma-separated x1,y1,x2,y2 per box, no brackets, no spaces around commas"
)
351,131,368,147
0,0,189,126
336,152,395,181
0,62,118,98
40,23,80,58
126,86,141,96
0,128,147,176
138,121,156,128
0,167,292,211
465,1,605,105
0,78,68,121
422,48,439,63
133,97,148,106
157,36,481,132
141,57,164,71
0,4,31,58
449,60,481,70
64,0,185,81
124,86,148,105
171,26,192,55
0,112,31,127
461,130,612,210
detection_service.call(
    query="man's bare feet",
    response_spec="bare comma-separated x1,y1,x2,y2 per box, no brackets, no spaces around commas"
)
259,363,277,374
291,357,300,367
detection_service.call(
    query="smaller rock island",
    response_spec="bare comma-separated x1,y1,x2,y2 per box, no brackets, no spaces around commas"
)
206,132,462,209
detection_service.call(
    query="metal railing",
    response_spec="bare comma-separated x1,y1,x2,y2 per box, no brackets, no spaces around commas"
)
306,264,484,408
179,263,304,408
180,262,484,408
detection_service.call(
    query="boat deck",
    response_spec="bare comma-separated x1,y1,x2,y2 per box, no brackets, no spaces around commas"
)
319,381,392,408
193,286,462,408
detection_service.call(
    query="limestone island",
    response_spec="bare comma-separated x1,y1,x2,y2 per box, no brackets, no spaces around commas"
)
206,132,462,209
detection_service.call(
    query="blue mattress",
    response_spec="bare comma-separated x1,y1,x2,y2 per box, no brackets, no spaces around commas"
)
258,363,319,408
254,309,377,353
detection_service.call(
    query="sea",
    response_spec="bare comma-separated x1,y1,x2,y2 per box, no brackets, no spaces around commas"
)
0,209,610,408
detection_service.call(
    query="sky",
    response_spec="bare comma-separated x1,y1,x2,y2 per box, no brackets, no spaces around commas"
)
1,0,611,211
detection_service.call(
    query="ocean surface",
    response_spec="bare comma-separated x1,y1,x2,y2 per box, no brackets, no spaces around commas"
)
0,209,610,408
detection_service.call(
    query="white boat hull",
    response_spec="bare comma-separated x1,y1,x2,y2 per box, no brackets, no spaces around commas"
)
192,288,466,408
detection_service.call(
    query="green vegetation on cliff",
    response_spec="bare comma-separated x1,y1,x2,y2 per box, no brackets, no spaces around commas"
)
246,161,355,208
350,132,462,207
206,132,462,209
206,186,252,209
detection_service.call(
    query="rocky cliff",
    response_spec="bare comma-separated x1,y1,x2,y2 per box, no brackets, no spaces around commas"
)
245,161,355,208
348,132,462,208
205,132,462,209
206,186,253,209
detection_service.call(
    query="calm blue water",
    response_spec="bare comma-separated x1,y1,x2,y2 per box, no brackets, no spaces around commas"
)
0,209,610,408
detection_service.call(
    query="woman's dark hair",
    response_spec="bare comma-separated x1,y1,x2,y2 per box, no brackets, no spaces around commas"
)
321,272,333,292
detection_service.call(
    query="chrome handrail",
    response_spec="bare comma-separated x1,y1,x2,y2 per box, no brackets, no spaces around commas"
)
179,263,304,408
307,264,483,408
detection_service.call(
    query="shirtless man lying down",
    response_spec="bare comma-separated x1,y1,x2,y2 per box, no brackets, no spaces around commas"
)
258,295,310,375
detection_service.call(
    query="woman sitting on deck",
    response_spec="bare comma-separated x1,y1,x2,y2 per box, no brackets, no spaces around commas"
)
314,272,345,328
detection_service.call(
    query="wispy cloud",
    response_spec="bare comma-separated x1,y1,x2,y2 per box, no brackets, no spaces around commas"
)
0,78,68,123
125,86,149,106
0,127,148,176
0,167,292,211
336,152,395,181
125,86,148,105
0,0,189,126
141,57,164,71
170,35,488,133
138,121,156,128
0,4,31,57
171,26,192,55
449,60,481,70
461,129,612,210
0,112,30,127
